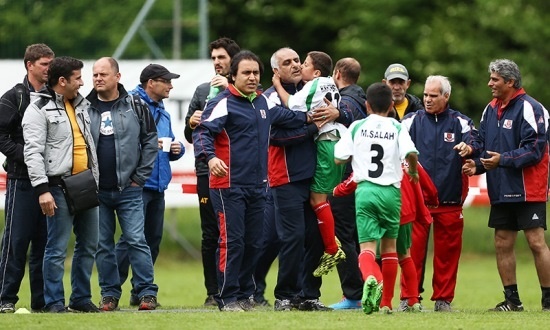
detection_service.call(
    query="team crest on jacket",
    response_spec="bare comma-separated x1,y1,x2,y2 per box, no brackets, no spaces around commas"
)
503,119,513,129
444,132,455,143
260,109,267,119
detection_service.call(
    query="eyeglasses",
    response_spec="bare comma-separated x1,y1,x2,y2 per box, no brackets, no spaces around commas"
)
153,78,172,84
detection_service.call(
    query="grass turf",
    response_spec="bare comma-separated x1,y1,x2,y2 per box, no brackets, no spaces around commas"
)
1,206,549,329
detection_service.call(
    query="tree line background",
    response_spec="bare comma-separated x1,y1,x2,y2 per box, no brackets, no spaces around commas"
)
1,0,548,121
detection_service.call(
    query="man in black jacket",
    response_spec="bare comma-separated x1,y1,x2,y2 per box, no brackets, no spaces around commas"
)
328,57,366,309
383,63,423,120
184,37,240,306
0,44,54,313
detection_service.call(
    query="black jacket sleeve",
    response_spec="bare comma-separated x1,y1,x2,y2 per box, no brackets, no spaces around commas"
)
184,82,209,144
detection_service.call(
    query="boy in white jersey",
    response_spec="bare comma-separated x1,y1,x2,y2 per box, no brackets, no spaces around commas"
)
334,82,419,315
273,51,346,277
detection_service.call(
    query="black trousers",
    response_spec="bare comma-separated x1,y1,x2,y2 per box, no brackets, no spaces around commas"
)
0,178,47,310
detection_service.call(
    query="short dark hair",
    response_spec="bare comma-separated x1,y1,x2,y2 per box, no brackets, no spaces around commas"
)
48,56,83,87
366,82,392,113
307,51,332,77
229,50,264,81
23,43,54,69
209,37,241,59
334,58,361,84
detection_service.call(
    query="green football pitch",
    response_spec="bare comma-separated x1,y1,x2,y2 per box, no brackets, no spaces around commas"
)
1,206,549,329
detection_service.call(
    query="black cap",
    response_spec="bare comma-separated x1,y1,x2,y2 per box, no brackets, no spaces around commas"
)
140,64,180,83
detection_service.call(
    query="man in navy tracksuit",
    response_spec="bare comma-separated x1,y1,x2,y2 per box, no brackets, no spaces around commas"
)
266,48,353,311
461,59,550,312
193,50,309,312
402,75,478,312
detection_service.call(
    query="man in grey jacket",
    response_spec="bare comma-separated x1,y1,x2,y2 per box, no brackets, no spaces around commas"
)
86,57,159,311
22,56,100,313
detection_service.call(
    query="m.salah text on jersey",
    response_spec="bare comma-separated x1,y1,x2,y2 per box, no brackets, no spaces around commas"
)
361,129,395,140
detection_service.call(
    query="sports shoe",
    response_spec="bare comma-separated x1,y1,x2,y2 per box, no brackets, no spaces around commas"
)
397,299,408,312
44,304,67,313
542,296,550,311
313,239,346,277
408,303,422,312
379,306,392,314
129,294,140,306
298,299,332,311
361,276,382,315
221,301,244,312
434,300,452,312
329,297,361,310
274,299,293,311
204,295,218,307
397,299,422,312
67,301,100,313
237,297,256,311
0,303,15,313
254,297,271,307
488,300,524,312
99,296,119,312
138,295,158,311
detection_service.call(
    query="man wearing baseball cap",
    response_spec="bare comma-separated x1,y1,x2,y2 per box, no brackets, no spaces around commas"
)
383,63,423,121
116,63,184,307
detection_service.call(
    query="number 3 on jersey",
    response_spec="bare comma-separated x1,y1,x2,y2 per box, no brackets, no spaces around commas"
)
369,143,384,178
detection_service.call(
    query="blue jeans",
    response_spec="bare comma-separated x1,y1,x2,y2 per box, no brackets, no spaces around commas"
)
116,189,165,298
43,186,98,308
96,186,158,299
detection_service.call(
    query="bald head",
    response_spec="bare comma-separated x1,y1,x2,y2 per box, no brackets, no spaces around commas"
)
92,57,121,101
271,47,302,85
333,57,361,88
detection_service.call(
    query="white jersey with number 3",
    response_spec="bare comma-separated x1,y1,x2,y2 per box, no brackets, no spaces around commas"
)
334,114,418,188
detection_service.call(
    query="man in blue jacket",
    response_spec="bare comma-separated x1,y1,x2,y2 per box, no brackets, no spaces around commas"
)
266,48,352,312
87,57,159,312
116,64,184,306
461,59,550,312
185,37,241,306
193,50,310,312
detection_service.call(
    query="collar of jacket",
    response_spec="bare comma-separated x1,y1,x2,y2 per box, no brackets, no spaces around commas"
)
51,89,87,109
280,80,304,94
425,105,450,120
228,84,261,101
489,87,526,109
132,85,164,110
